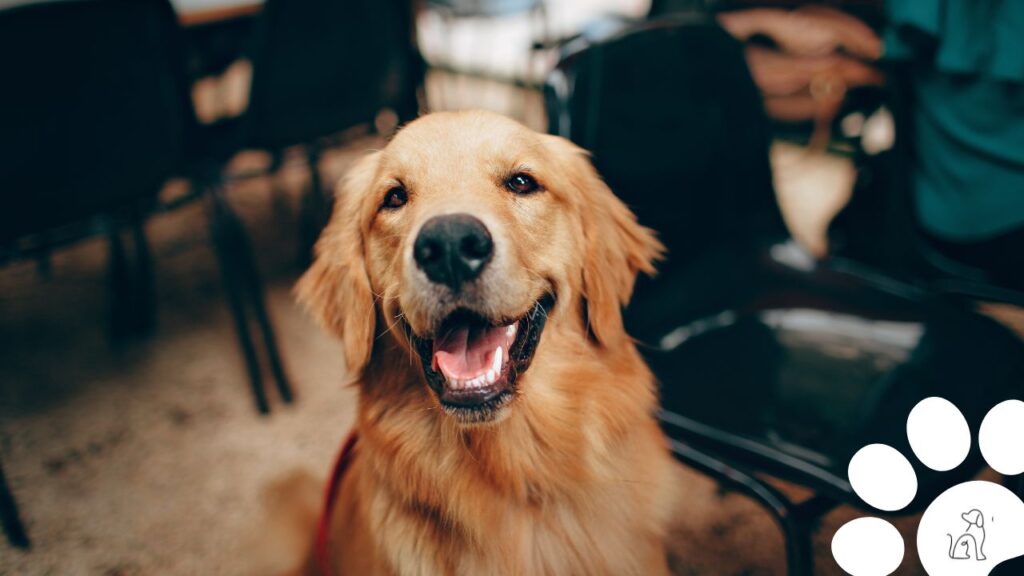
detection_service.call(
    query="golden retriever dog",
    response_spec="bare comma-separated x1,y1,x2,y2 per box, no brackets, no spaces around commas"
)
295,110,683,575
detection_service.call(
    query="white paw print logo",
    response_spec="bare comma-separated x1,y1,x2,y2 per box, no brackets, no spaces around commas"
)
831,398,1024,576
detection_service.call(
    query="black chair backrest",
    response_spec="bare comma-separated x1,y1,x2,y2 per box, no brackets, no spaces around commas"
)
0,0,193,247
244,0,423,150
545,16,787,269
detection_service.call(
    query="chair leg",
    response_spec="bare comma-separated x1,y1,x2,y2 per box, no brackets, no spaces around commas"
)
781,514,816,576
129,215,156,336
208,188,269,415
0,458,29,549
107,226,132,341
108,216,157,341
234,214,293,405
668,439,818,576
252,296,292,404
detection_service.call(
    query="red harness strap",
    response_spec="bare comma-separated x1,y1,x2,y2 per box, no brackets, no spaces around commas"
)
315,431,359,576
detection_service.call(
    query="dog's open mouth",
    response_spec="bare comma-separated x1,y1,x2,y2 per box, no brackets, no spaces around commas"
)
412,294,555,422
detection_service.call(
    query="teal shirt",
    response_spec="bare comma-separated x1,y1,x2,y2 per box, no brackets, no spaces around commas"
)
886,0,1024,241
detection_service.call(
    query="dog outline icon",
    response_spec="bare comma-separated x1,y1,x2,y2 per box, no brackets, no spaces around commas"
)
947,509,987,561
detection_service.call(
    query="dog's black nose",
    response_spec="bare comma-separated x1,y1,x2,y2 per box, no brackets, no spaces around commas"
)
414,214,493,290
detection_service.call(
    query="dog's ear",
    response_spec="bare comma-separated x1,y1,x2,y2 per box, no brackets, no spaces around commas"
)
546,136,665,346
295,152,379,377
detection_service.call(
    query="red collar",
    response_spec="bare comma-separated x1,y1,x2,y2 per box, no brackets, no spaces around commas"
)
316,431,359,576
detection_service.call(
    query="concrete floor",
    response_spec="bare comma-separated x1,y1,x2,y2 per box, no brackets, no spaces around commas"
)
2,76,1021,574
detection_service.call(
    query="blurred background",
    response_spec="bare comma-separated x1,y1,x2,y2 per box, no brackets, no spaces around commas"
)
1,0,1022,574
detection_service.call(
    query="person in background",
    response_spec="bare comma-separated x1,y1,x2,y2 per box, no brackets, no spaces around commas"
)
717,4,884,147
886,0,1024,291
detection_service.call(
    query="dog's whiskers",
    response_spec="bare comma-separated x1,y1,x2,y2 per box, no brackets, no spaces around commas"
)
377,310,406,342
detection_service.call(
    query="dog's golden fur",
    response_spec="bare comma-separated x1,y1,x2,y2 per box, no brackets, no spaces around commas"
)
294,110,683,575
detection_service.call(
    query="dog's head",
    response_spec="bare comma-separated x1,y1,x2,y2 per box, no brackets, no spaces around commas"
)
298,111,662,425
962,509,984,528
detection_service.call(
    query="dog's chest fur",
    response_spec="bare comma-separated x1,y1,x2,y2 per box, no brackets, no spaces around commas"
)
355,428,673,576
373,480,664,576
333,364,675,575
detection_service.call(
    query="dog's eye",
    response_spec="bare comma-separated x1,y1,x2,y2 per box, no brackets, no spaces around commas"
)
506,173,540,195
381,186,408,210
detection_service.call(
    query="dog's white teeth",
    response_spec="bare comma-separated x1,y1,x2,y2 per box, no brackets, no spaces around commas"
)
491,346,503,373
444,349,506,391
507,324,517,338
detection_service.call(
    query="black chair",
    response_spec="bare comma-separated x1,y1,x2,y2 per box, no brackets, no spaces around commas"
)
192,0,425,266
244,0,422,151
1,0,298,415
0,0,197,548
180,0,425,413
546,16,1024,575
0,0,320,545
0,0,194,339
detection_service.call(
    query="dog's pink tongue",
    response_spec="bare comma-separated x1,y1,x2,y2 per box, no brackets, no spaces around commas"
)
433,324,505,380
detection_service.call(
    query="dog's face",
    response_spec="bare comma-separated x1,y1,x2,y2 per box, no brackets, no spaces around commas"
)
298,111,662,425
